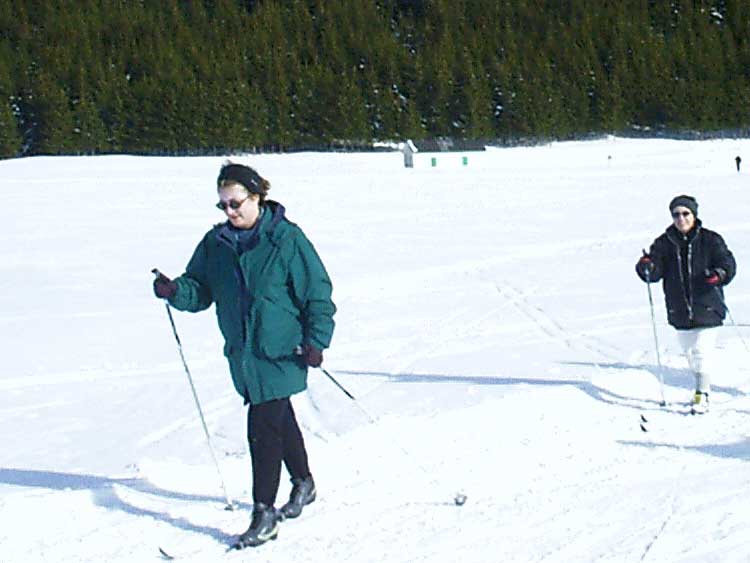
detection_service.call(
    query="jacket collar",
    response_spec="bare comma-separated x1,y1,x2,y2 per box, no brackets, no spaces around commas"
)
666,218,702,244
215,200,287,253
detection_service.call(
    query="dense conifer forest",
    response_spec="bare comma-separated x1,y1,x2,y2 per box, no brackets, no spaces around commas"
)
1,0,748,157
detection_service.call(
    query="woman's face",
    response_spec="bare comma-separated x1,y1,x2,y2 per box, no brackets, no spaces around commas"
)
218,184,260,229
672,206,695,234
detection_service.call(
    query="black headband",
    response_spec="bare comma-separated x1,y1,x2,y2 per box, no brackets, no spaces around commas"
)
217,164,263,194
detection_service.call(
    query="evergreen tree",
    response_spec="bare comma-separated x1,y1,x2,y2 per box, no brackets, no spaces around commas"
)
0,96,21,158
72,93,108,154
0,53,21,157
69,68,108,154
1,0,749,153
27,72,76,155
463,53,494,139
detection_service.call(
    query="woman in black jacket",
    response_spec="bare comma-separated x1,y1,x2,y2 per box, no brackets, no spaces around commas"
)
635,195,736,414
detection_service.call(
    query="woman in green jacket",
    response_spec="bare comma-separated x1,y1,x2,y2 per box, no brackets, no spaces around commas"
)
154,162,336,548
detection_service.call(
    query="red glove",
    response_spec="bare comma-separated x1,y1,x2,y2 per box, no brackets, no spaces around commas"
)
705,269,723,286
636,254,655,281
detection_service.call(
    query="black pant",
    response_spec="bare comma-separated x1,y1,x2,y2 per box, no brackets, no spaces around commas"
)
247,397,311,506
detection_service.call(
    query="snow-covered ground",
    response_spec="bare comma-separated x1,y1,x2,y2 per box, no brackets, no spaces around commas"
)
2,137,750,562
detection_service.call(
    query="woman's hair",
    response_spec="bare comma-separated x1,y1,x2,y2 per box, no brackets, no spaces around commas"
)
217,162,271,206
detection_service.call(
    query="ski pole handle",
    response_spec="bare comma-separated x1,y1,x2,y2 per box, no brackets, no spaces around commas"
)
152,267,179,301
640,249,653,283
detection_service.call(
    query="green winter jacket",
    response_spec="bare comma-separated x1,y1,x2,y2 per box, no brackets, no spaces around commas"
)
168,201,336,404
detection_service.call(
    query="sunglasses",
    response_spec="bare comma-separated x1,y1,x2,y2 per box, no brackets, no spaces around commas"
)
672,210,692,218
216,195,250,211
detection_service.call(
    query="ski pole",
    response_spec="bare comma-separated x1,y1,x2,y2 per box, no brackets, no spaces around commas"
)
152,269,236,511
643,251,667,406
711,284,750,355
320,367,356,400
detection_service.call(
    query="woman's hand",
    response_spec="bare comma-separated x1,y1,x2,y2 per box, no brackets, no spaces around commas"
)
153,270,177,299
301,344,323,367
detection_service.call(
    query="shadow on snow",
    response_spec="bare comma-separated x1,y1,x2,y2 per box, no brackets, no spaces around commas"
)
332,361,744,417
619,437,750,461
561,360,745,399
332,368,651,413
0,467,247,543
332,367,750,462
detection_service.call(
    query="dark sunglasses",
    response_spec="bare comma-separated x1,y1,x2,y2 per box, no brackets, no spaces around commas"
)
216,195,250,211
672,210,692,218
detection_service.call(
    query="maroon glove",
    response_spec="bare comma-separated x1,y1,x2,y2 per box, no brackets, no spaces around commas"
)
301,344,323,367
153,271,177,299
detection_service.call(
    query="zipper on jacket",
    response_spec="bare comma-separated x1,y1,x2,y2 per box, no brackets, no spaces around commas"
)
216,231,249,344
686,242,694,320
672,234,694,321
235,262,249,344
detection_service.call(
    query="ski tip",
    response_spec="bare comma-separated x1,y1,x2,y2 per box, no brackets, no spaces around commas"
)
158,547,175,560
640,424,648,433
640,414,648,423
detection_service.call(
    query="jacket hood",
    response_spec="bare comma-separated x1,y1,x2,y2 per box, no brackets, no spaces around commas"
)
264,200,286,229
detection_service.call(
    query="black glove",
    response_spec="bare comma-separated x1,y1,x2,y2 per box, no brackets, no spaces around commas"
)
635,254,656,282
705,268,726,286
301,344,323,367
153,271,177,299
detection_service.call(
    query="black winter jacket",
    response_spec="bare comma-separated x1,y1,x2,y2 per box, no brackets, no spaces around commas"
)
636,220,736,329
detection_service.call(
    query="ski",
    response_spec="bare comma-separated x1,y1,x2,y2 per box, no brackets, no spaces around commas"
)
229,535,276,551
638,405,695,431
158,545,225,560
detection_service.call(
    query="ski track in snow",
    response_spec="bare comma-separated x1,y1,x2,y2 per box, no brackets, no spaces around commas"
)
2,139,750,562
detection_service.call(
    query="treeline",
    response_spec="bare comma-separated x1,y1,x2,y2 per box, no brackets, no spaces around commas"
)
1,0,749,157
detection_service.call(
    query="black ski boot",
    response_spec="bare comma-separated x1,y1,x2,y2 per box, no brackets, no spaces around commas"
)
233,503,279,549
280,476,316,519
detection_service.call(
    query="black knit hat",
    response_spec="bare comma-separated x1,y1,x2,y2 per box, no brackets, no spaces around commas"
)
217,163,264,194
669,195,698,217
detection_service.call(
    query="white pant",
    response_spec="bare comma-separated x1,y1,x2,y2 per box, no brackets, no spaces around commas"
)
676,328,719,393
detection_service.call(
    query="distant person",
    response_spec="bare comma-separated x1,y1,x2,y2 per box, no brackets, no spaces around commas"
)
736,155,741,172
635,195,736,414
153,162,336,548
400,139,418,168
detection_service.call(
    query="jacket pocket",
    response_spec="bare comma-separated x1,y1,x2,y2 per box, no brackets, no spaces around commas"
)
223,341,245,374
692,303,724,326
254,297,303,360
703,304,724,321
